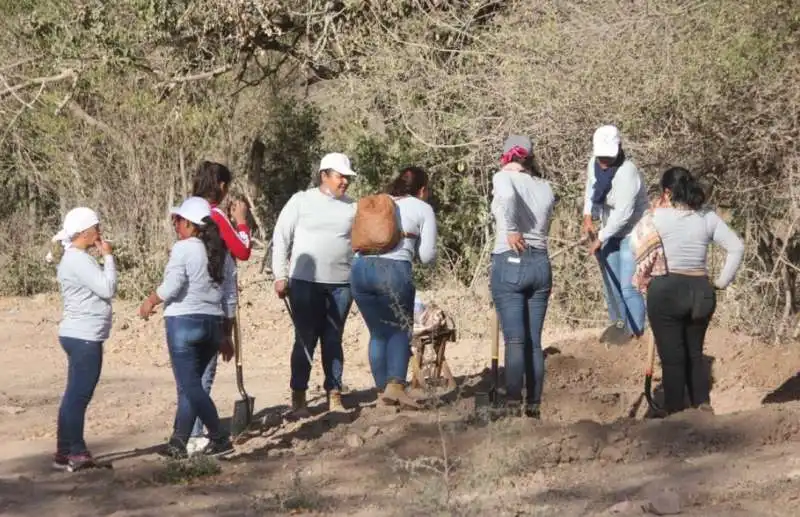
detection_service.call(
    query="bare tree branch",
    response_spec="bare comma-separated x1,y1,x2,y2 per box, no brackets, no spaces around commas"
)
0,69,77,100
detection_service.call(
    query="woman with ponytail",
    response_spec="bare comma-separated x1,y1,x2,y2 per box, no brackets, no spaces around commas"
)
187,161,252,454
138,196,235,458
490,135,555,418
642,167,744,415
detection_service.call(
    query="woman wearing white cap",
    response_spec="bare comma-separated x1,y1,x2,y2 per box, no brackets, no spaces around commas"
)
52,207,116,472
582,125,649,343
271,152,357,416
138,196,236,458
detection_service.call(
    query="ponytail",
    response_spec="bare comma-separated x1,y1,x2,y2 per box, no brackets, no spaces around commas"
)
660,166,706,210
197,216,226,284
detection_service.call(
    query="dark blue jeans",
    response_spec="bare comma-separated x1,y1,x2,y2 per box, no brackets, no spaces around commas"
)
350,256,415,390
191,354,217,438
57,337,103,456
598,235,646,337
490,248,552,405
165,315,226,443
288,279,353,392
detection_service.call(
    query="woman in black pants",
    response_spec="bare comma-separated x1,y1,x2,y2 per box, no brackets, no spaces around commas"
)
645,167,744,414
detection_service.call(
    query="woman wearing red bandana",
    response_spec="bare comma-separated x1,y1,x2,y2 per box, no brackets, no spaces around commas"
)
490,135,556,418
187,161,252,454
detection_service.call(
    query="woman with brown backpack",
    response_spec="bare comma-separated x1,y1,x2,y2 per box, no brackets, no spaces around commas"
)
349,166,438,409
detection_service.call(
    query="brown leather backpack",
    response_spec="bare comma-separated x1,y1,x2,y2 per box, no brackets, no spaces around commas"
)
351,194,416,254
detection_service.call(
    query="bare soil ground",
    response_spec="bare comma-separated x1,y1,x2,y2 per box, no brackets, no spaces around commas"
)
1,263,798,516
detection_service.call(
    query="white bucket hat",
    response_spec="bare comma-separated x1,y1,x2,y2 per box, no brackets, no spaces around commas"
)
52,207,100,250
169,196,212,226
319,152,357,176
592,125,622,158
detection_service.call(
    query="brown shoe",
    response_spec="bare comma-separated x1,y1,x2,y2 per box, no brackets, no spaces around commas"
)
291,390,311,418
327,390,345,412
380,381,422,410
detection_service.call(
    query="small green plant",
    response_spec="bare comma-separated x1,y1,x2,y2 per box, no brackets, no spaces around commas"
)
153,454,222,485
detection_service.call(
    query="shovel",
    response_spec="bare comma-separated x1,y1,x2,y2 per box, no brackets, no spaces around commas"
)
230,299,255,436
475,307,505,419
595,251,637,346
643,328,666,416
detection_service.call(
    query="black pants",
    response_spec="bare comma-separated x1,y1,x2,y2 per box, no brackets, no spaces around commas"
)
647,274,716,413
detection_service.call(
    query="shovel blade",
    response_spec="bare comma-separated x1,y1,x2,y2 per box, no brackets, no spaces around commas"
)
600,322,633,346
231,396,255,436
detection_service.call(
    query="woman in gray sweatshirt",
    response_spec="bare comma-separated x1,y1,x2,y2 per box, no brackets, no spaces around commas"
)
271,152,357,416
52,207,117,472
490,135,556,418
138,196,236,458
647,167,744,414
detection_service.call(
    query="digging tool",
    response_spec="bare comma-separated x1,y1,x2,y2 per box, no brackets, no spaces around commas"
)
595,251,638,346
475,306,505,420
282,297,314,366
643,328,666,416
230,287,255,436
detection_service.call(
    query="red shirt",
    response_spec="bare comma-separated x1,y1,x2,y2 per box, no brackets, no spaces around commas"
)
210,204,252,261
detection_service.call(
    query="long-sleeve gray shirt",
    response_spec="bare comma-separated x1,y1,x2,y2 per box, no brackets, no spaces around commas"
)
57,249,117,341
582,157,649,243
491,165,556,253
364,196,438,264
156,237,235,317
271,187,356,284
652,207,744,289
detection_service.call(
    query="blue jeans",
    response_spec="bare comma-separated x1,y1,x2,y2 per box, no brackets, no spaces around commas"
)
165,315,227,443
490,249,552,405
350,256,415,390
191,354,217,438
288,279,353,392
57,337,103,456
598,235,646,336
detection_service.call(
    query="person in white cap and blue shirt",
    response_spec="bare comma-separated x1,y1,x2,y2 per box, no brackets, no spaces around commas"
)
271,152,357,416
138,196,236,458
582,124,649,343
51,207,117,472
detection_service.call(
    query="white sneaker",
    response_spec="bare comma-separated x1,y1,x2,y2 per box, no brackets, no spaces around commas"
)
187,436,210,456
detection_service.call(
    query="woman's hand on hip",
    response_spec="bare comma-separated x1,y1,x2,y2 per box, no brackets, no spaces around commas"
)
506,232,526,253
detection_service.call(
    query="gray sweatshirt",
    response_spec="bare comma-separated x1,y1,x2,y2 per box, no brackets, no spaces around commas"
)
271,187,356,284
582,157,649,243
156,237,236,318
57,249,117,341
367,196,438,264
491,165,556,253
652,207,744,289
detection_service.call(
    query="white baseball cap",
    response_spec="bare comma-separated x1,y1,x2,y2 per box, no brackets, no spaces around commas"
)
169,196,212,226
319,152,356,176
592,125,622,158
52,207,100,243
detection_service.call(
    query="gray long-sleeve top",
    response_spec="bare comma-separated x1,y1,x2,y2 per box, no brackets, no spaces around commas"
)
582,157,649,243
365,196,438,265
57,248,117,341
156,237,236,318
652,207,745,289
271,187,356,284
491,165,556,253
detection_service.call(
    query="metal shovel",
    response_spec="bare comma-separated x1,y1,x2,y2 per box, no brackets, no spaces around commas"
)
595,252,637,346
230,300,255,436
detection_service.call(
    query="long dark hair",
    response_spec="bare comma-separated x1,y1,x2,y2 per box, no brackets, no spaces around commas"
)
196,216,226,284
192,161,232,204
660,166,706,210
387,166,429,197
